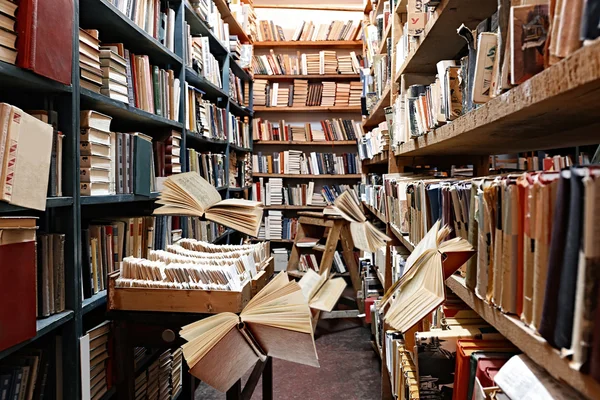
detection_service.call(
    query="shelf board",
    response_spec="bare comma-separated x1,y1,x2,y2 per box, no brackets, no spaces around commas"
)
264,205,325,210
229,143,252,152
253,41,363,48
363,202,387,224
185,68,227,101
250,238,293,243
81,89,183,131
363,151,389,166
183,2,228,55
394,0,497,80
394,40,600,156
253,173,361,179
81,192,159,205
79,0,183,67
228,186,250,192
186,131,228,147
0,62,72,93
362,84,390,129
0,196,74,213
389,223,415,251
229,99,253,116
254,106,361,113
82,290,107,315
253,74,360,81
0,310,74,360
446,275,600,399
212,0,251,43
254,140,357,146
376,23,392,56
229,54,252,82
216,186,228,191
211,229,232,243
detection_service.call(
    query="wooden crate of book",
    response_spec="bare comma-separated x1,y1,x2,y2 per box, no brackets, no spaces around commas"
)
107,257,274,314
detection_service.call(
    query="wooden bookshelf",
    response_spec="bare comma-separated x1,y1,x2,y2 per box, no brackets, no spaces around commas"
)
250,238,293,243
253,173,362,179
183,2,228,55
253,40,363,48
254,106,362,113
264,205,325,210
394,0,497,81
446,275,600,400
389,224,415,252
394,40,600,157
254,74,360,80
362,84,391,129
363,202,387,224
212,0,252,43
376,22,392,56
364,151,389,166
185,68,227,100
254,140,357,146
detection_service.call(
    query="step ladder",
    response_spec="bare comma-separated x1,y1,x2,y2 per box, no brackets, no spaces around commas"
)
287,211,363,331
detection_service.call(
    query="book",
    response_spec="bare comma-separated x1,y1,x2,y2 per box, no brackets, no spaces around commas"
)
153,172,264,236
179,272,318,392
298,269,347,312
510,4,550,85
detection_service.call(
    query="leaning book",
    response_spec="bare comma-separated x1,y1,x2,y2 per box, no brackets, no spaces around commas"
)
153,172,264,236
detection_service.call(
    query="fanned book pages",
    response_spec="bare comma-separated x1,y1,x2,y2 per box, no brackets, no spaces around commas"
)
298,269,347,312
381,221,475,333
179,272,319,392
330,190,391,252
153,172,264,236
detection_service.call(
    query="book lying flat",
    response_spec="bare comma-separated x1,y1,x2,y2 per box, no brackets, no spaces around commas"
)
298,269,347,312
180,272,319,392
153,172,264,236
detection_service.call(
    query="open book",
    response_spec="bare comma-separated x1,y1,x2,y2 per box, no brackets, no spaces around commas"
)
382,221,475,333
298,269,347,312
154,173,264,236
179,272,319,392
331,190,391,252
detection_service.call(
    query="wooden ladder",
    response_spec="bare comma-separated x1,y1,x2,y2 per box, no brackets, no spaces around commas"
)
287,211,362,331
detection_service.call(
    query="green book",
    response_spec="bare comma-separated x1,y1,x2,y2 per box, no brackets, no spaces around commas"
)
133,135,151,196
152,66,161,116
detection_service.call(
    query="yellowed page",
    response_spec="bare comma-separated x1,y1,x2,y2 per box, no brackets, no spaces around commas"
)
298,269,327,300
309,278,347,312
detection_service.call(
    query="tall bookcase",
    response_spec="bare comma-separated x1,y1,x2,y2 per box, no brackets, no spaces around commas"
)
361,0,600,399
0,0,253,398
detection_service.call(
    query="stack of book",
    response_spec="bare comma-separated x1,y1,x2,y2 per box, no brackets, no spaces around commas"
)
292,79,308,106
80,321,111,400
0,0,17,64
253,118,361,142
349,82,362,106
187,219,227,242
252,151,361,175
171,348,183,397
158,350,173,399
320,51,338,74
271,83,289,107
321,82,336,107
335,83,350,106
254,20,361,42
107,0,176,52
37,233,66,319
99,49,129,103
145,358,159,399
78,29,103,92
337,55,355,74
357,121,390,160
251,51,363,75
185,85,227,141
305,53,320,74
229,35,242,60
229,115,251,149
186,35,222,88
264,178,283,205
265,210,283,239
79,110,112,197
187,150,226,188
253,178,316,206
153,130,182,181
135,371,147,400
253,79,268,106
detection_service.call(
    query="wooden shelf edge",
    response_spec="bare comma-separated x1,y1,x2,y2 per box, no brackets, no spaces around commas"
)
253,40,363,47
253,173,362,179
362,85,391,128
254,140,356,146
389,223,415,251
363,202,388,224
253,74,360,80
253,106,362,112
446,275,600,399
82,290,108,315
264,205,325,210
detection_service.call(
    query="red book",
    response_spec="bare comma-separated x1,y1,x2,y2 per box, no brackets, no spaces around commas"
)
0,241,37,352
16,0,73,85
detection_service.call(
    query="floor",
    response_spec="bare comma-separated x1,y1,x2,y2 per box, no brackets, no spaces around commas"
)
194,318,382,400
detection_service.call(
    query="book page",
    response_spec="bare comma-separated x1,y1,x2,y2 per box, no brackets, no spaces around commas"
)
310,278,347,312
162,173,222,214
298,269,327,300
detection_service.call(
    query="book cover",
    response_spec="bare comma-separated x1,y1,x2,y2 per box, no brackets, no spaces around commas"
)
510,4,550,85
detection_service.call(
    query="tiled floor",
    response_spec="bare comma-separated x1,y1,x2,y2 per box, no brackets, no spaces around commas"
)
195,319,382,399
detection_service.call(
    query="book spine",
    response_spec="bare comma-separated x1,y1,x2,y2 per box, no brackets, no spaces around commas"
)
124,49,135,106
1,108,21,202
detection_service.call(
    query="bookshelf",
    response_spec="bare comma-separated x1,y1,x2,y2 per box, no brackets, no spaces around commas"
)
254,74,361,80
255,140,357,145
0,0,254,398
254,105,362,112
253,40,363,48
253,173,361,179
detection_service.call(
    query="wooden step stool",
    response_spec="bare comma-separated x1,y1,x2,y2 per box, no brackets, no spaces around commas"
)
287,211,363,330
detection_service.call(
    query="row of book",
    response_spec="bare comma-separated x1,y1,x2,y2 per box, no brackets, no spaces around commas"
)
0,0,17,64
297,251,347,274
187,218,227,243
229,0,256,41
107,0,176,53
185,33,222,89
256,212,297,241
251,51,363,76
154,130,182,178
256,20,361,42
80,321,112,400
362,0,391,68
253,80,361,107
79,30,181,121
381,167,600,381
362,53,390,113
81,215,181,299
229,114,251,149
357,120,390,160
189,0,230,48
185,85,226,142
187,150,226,188
253,118,361,142
229,70,249,107
134,348,183,400
229,151,252,189
252,151,361,175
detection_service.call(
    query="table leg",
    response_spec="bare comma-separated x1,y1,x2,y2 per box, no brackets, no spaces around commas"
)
262,357,273,400
226,380,242,400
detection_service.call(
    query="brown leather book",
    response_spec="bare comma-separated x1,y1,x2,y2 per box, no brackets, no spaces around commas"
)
16,0,73,85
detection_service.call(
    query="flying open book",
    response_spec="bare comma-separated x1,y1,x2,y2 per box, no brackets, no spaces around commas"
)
382,221,475,333
298,269,347,312
179,272,319,392
329,190,391,252
153,173,264,236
